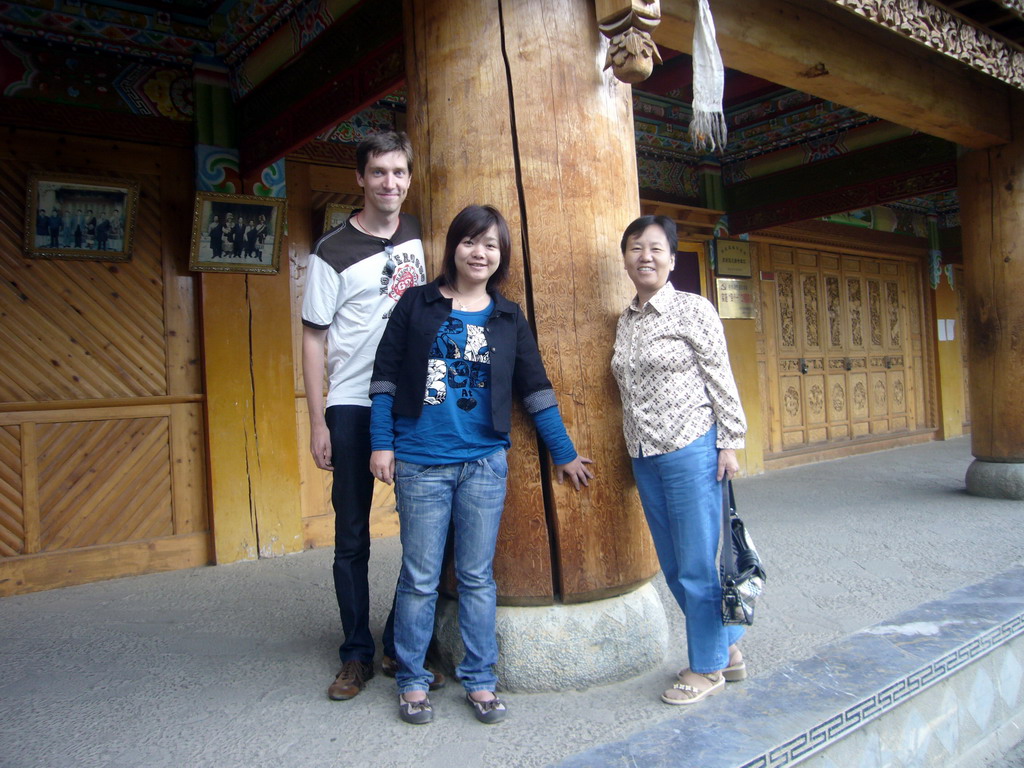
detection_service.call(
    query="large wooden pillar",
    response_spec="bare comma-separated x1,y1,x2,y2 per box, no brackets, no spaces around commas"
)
957,97,1024,499
404,0,659,603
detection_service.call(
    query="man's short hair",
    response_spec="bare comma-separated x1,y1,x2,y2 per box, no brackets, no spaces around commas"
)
356,131,414,176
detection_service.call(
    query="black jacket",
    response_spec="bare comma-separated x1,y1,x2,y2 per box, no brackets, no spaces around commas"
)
369,280,558,433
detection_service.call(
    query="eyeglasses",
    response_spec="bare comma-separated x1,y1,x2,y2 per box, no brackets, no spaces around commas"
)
383,240,395,276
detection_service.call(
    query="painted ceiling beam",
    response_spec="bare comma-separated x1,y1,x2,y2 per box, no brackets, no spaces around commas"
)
726,133,957,232
655,0,1014,148
237,1,404,174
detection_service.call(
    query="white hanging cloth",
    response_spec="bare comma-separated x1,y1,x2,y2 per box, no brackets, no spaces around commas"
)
690,0,727,153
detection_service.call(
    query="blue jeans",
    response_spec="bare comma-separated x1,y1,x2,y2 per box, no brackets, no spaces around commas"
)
325,405,396,664
393,449,508,694
632,426,744,673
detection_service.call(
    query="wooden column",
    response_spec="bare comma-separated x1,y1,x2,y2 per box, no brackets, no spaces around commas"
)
957,97,1024,497
723,319,764,476
201,265,305,562
931,278,965,440
405,0,658,603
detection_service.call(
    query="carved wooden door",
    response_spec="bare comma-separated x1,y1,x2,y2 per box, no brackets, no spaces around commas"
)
766,246,915,453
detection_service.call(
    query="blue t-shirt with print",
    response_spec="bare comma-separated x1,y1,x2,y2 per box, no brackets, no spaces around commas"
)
393,305,507,464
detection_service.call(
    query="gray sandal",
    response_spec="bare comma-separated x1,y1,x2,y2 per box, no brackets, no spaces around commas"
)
466,693,507,724
398,694,433,724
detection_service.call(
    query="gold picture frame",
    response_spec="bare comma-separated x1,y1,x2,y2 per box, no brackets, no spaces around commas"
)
324,202,357,231
23,172,139,261
189,192,286,274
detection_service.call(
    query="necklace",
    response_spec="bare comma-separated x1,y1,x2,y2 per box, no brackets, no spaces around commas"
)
355,211,395,240
448,288,487,311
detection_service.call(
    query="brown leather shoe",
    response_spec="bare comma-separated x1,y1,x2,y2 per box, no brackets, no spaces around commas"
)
328,660,373,701
381,655,447,691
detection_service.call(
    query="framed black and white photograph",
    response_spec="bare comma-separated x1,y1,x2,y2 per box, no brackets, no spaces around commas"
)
23,173,139,261
189,192,286,274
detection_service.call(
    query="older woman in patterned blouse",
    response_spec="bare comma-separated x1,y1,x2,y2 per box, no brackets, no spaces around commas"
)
611,214,748,706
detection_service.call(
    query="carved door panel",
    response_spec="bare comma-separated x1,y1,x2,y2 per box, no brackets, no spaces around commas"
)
844,270,870,438
862,265,910,435
772,254,801,449
798,265,828,445
766,246,914,454
821,267,853,442
771,248,827,450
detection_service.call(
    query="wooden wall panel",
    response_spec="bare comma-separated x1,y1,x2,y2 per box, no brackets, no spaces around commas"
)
37,417,173,551
0,426,23,556
0,127,210,594
0,169,167,404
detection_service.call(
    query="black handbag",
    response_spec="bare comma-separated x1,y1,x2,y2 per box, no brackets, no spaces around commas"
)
720,480,766,625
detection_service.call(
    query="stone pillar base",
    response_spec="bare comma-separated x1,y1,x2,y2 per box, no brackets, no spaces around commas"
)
433,582,668,693
965,459,1024,500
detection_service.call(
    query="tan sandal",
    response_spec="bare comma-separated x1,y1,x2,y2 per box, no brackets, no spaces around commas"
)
661,671,725,705
678,645,748,683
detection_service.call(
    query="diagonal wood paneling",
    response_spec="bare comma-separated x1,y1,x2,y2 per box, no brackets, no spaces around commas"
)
0,130,209,592
37,418,173,552
0,425,24,557
0,160,167,403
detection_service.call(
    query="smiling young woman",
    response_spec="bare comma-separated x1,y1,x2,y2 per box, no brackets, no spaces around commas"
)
368,204,593,725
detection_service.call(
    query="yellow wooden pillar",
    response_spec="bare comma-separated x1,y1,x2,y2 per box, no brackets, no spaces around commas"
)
406,0,666,689
723,319,765,476
406,0,659,604
931,277,965,440
201,254,304,562
957,97,1024,498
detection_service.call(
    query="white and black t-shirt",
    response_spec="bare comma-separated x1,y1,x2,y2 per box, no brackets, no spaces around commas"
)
302,212,427,408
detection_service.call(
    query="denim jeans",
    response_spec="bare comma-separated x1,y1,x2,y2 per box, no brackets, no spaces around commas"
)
393,449,508,694
631,426,744,673
325,405,396,664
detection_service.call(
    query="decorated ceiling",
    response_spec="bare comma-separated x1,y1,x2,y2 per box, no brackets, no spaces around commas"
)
0,0,961,233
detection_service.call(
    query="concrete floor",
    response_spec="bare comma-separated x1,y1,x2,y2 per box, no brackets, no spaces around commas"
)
2,436,1023,768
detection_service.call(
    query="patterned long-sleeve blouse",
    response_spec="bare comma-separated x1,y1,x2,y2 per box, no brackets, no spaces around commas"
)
612,283,746,458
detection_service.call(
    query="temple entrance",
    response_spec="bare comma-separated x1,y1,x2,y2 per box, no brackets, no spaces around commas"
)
759,244,927,456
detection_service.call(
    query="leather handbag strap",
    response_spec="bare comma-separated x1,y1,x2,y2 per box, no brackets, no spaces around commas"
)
721,479,738,580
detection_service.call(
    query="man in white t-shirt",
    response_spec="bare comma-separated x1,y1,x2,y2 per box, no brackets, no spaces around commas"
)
301,132,437,701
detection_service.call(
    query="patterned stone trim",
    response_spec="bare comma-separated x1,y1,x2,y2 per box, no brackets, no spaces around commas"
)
739,613,1024,768
826,0,1024,90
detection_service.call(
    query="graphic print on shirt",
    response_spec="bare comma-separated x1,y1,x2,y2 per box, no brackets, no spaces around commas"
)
380,248,428,317
424,359,447,405
423,317,490,411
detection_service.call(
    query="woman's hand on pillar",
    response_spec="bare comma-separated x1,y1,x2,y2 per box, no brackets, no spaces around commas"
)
555,456,595,490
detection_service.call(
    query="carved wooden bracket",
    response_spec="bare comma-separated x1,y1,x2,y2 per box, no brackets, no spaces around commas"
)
597,0,663,83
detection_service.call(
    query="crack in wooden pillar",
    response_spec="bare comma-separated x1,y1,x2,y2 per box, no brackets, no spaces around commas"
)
404,0,659,603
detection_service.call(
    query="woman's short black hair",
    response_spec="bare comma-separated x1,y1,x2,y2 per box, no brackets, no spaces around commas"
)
440,205,512,292
619,215,677,255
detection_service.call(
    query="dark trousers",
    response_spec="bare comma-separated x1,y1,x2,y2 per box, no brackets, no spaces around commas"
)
326,405,396,664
